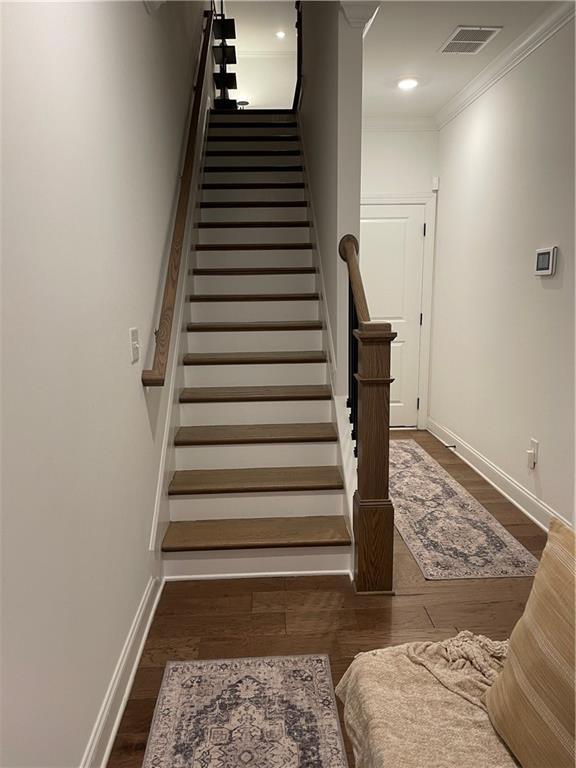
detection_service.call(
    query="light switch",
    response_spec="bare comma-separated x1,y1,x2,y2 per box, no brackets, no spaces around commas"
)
129,327,140,364
526,438,539,470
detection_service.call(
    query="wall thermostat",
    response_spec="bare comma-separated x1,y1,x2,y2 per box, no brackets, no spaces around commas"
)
534,246,557,276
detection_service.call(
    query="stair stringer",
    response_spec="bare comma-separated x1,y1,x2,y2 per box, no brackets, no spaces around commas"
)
297,114,357,551
147,100,213,555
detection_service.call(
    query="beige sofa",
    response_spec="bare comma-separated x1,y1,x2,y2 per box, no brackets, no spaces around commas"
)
336,519,575,768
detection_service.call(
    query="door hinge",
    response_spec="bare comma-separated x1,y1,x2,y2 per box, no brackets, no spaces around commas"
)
423,222,427,236
417,397,420,410
419,312,423,326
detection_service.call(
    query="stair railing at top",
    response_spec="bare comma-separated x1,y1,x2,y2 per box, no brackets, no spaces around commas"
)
339,234,397,593
142,10,214,387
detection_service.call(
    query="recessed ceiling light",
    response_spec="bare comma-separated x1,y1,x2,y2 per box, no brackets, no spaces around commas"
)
398,78,419,91
276,30,286,39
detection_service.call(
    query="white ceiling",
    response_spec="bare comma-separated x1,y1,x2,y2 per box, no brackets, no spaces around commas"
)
224,1,297,108
363,1,558,122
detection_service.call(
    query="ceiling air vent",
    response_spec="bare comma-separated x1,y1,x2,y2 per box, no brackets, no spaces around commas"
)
440,26,502,54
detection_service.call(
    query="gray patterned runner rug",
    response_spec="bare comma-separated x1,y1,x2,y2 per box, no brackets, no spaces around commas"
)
143,655,348,768
390,440,539,579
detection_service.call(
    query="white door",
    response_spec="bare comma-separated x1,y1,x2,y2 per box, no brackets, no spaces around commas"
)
360,204,426,427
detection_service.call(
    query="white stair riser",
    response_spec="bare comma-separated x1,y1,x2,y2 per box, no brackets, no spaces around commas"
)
183,362,327,387
179,400,333,426
185,330,323,353
163,546,352,579
174,443,338,470
188,300,320,322
197,227,311,245
191,274,316,294
201,189,306,203
202,171,304,184
205,140,300,152
169,490,344,520
195,251,314,268
203,156,303,168
200,207,309,223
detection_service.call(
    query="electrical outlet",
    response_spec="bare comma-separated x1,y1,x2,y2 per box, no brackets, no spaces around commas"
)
526,438,539,470
129,327,140,364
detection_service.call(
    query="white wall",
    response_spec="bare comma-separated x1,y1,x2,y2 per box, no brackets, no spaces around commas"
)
1,2,205,766
300,2,367,396
299,2,341,381
361,128,438,198
429,20,575,525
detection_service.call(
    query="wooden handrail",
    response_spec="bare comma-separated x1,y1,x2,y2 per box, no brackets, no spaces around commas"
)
338,234,370,323
292,1,302,111
142,10,214,387
339,234,397,593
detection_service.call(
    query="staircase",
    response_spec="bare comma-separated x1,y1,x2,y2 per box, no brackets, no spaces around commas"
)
161,109,351,578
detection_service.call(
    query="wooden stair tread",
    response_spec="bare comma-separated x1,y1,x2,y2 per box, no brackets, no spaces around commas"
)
202,182,305,190
209,122,299,129
191,267,315,276
195,242,312,251
179,385,332,403
205,150,302,157
183,350,327,365
203,165,303,173
188,293,319,302
200,201,308,208
197,221,310,228
162,515,350,552
206,135,299,142
175,422,338,446
186,320,322,332
168,466,344,496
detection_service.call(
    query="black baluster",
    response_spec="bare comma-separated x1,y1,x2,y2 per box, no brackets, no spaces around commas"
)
348,284,359,457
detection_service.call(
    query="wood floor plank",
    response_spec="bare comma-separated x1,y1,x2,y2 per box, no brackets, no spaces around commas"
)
174,422,337,446
162,515,350,552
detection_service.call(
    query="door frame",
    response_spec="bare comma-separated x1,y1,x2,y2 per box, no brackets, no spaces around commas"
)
360,193,437,430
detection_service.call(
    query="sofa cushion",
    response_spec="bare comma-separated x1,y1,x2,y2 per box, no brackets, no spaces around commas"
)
486,518,575,768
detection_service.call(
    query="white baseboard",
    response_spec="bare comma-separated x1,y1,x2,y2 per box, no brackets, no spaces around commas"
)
80,577,163,768
427,418,563,531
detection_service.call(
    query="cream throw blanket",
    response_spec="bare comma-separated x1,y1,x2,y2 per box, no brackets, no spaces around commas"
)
336,631,518,768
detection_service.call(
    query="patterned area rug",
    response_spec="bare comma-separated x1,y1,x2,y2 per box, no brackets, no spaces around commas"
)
143,655,348,768
390,440,539,579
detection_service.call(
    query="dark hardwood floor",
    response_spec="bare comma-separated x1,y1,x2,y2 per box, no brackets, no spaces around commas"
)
107,429,546,768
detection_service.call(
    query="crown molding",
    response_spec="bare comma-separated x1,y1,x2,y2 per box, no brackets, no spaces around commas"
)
435,2,575,129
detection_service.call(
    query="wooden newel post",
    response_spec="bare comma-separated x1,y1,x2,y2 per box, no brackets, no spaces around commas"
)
353,320,396,593
339,233,397,593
